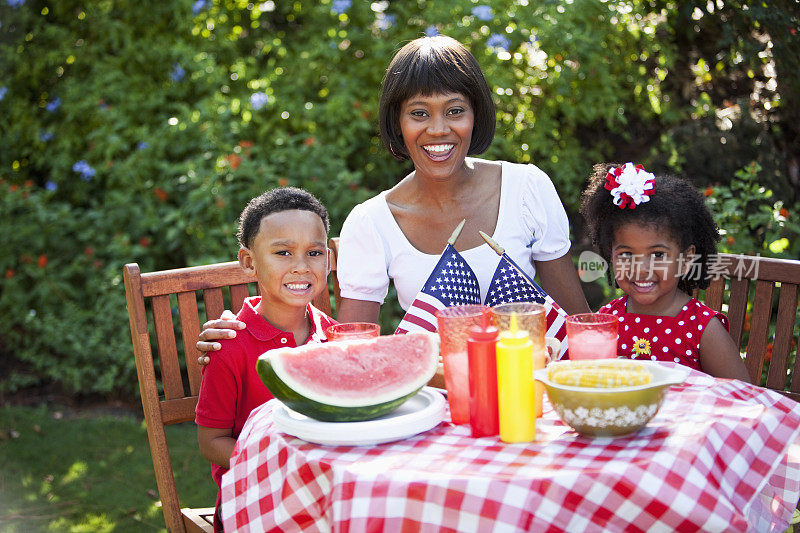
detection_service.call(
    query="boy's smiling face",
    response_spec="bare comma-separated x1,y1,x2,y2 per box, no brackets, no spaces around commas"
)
239,209,329,315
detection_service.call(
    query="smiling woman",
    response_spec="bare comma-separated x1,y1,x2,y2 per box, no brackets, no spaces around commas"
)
335,35,590,323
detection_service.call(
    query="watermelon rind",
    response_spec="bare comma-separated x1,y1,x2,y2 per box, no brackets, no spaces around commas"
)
256,333,439,422
257,359,420,422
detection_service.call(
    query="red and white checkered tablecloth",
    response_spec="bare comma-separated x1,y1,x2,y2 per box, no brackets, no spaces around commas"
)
221,366,800,532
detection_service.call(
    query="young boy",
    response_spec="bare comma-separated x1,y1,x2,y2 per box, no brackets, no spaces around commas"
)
195,187,337,530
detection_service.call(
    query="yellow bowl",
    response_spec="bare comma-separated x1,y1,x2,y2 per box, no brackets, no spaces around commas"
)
534,360,688,437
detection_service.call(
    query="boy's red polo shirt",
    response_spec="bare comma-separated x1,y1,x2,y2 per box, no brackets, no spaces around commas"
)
195,295,337,492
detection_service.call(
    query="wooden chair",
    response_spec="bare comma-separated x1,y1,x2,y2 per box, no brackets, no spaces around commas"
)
696,253,800,401
123,239,339,532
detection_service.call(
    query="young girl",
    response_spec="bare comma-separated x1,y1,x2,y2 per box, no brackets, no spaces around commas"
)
580,163,750,381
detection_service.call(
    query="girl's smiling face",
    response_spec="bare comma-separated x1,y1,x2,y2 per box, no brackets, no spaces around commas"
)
611,222,695,315
398,91,474,181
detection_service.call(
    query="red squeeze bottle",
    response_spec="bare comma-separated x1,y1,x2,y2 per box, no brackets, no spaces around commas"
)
467,321,500,438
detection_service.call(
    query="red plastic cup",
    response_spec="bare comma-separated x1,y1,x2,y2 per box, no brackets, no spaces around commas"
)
565,313,618,360
435,304,490,425
326,322,380,341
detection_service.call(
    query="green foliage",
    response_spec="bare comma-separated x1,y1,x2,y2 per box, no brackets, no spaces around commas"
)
646,0,799,200
0,406,215,532
706,162,800,258
0,0,796,397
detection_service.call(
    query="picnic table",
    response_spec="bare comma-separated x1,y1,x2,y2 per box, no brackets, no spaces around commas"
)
221,365,800,532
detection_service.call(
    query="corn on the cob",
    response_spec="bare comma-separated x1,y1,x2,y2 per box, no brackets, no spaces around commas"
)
550,368,652,388
547,359,645,380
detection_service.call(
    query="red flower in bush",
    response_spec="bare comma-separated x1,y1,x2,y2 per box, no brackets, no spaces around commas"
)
238,140,254,156
704,186,714,197
225,154,241,169
153,187,168,201
24,180,33,188
727,236,736,246
304,136,316,146
5,269,14,279
278,178,289,186
139,237,151,247
9,184,18,192
37,255,48,268
779,208,789,218
84,247,94,256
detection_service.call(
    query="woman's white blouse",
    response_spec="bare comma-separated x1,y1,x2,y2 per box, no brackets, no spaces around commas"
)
337,161,572,311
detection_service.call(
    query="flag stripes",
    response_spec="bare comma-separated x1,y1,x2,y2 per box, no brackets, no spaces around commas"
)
394,244,481,334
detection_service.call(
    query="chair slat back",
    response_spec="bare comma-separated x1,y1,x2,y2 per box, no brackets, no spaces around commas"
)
697,253,800,402
771,282,799,392
124,240,339,531
746,280,775,382
176,291,203,395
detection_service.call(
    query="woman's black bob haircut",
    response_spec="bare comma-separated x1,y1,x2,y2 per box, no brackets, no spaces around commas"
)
378,35,496,161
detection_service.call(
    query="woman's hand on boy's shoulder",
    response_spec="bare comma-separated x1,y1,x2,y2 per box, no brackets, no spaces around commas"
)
196,309,245,365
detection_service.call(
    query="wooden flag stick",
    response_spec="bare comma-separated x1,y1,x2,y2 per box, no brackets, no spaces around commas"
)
479,230,505,255
480,231,534,285
448,219,467,246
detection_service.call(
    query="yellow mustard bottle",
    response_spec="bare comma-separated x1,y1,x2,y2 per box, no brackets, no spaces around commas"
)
496,314,536,443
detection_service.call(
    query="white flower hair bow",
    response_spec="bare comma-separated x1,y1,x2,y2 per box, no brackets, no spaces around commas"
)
604,163,656,209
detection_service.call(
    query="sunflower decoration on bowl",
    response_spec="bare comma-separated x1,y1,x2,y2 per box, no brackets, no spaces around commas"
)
632,337,651,357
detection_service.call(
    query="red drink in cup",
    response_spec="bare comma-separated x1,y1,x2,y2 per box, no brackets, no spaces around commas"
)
565,313,618,360
326,322,380,341
435,305,490,425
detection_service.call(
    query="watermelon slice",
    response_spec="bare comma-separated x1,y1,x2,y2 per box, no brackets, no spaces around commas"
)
256,332,439,422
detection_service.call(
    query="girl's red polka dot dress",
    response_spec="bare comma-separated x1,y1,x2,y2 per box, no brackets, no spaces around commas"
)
598,296,730,371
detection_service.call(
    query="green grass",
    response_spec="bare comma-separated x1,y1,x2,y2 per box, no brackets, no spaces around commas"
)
0,406,217,532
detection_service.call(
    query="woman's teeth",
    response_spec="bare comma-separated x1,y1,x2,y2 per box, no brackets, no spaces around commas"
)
286,283,310,290
424,144,454,154
633,281,655,289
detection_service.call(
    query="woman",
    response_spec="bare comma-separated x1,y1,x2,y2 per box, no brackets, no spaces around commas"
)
197,35,588,354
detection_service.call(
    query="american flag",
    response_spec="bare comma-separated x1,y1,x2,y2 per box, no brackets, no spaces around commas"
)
484,254,569,357
394,244,481,334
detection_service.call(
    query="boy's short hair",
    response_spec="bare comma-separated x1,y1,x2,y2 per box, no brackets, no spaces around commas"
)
237,187,329,248
379,35,496,161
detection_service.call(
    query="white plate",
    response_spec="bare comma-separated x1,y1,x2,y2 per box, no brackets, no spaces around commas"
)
273,387,446,446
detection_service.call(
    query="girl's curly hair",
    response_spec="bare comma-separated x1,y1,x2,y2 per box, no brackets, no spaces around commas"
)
579,163,721,294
